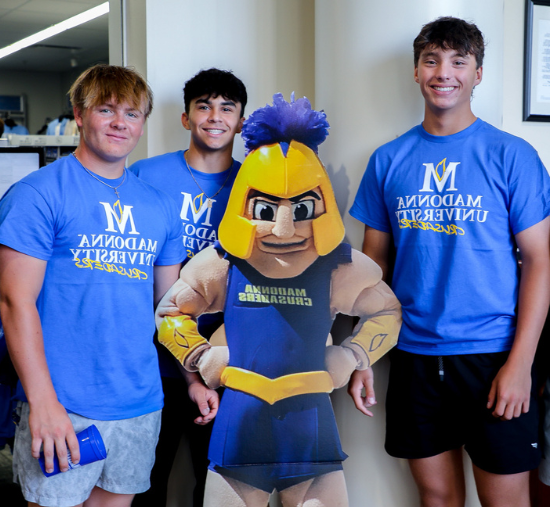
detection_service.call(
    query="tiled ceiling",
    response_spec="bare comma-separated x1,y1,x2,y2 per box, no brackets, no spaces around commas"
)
0,0,109,73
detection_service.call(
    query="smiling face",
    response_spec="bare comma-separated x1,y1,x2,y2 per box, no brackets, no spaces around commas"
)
74,97,145,170
414,46,482,122
182,94,244,156
244,187,326,278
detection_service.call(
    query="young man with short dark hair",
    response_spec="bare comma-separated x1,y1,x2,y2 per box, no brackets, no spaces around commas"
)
0,64,185,507
130,67,247,507
349,17,550,507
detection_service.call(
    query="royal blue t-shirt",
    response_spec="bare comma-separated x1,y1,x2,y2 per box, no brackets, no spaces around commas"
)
0,155,185,419
130,150,240,263
350,119,550,355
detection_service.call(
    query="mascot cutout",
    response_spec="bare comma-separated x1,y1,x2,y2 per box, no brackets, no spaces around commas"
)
156,94,402,507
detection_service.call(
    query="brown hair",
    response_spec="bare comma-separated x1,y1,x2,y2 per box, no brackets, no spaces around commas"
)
69,64,153,118
413,17,485,69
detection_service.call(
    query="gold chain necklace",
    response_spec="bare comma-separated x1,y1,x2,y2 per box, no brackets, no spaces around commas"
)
73,153,126,199
183,152,233,208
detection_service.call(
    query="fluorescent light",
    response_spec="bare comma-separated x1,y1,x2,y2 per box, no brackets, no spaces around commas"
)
0,2,109,60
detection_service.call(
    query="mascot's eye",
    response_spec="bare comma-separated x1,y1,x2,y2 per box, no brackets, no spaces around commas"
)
292,200,315,221
253,200,278,221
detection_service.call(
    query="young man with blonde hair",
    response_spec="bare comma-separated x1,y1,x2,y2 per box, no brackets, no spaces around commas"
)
0,64,185,507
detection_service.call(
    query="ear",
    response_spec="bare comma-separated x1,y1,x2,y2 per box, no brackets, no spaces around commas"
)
475,66,483,86
414,67,419,83
181,112,190,130
73,106,84,127
236,116,245,134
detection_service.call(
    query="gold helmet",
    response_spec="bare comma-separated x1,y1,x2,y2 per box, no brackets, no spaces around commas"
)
218,94,345,259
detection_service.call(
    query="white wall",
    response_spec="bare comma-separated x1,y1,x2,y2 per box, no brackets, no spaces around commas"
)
127,0,314,167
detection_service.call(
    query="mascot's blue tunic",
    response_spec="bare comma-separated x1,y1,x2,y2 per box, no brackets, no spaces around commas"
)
208,242,350,492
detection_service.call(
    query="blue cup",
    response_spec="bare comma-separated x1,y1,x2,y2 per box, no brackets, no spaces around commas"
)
38,424,107,477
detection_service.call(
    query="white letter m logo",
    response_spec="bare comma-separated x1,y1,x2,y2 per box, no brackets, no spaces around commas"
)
420,159,459,192
100,200,140,235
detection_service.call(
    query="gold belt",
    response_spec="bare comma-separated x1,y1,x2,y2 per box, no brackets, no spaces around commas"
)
221,367,334,405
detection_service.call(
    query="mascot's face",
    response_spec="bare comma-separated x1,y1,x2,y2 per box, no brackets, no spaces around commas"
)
244,186,327,278
218,142,345,271
245,187,326,256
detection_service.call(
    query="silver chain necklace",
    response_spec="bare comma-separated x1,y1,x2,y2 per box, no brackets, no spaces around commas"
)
72,153,126,199
183,152,233,208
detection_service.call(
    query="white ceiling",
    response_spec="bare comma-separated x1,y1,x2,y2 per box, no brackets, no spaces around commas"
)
0,0,109,73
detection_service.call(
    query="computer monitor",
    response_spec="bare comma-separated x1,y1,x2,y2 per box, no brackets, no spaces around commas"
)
0,147,44,197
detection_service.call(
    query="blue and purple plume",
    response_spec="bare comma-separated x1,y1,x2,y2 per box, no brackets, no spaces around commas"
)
241,93,329,155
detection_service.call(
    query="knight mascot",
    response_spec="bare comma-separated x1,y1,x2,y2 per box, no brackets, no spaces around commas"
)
156,94,402,506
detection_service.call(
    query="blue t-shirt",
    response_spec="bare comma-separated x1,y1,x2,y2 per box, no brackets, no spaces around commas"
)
0,155,185,419
130,150,240,376
130,150,240,263
350,119,550,355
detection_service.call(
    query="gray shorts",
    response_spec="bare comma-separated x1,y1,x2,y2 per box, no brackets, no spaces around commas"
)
13,402,161,507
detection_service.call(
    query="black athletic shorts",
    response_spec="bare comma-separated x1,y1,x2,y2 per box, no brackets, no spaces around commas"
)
385,349,541,475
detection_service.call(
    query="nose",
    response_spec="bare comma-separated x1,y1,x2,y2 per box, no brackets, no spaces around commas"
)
208,107,221,122
271,204,295,239
111,111,127,129
436,61,452,80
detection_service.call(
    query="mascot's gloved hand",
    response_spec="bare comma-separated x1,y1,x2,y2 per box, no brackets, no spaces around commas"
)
196,346,229,389
158,315,210,372
325,345,360,389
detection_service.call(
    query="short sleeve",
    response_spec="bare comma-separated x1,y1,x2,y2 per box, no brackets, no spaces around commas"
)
349,152,391,233
0,182,55,260
128,159,144,178
507,147,550,235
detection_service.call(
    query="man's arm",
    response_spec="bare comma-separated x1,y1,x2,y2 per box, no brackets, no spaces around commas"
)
347,226,392,415
153,263,182,307
0,245,79,473
180,368,219,425
487,216,550,419
361,225,391,280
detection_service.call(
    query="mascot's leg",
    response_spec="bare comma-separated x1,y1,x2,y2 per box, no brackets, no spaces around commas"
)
279,471,349,507
204,469,271,507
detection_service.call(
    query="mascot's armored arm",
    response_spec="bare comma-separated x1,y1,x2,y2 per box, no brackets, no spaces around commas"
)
156,247,228,373
324,248,401,388
332,248,401,370
157,247,401,389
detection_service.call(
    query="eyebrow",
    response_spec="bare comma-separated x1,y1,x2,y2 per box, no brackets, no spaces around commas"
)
194,98,237,108
248,190,321,202
422,50,469,59
100,102,141,113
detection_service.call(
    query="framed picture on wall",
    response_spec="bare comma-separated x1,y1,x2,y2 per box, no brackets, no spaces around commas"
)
524,0,550,121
